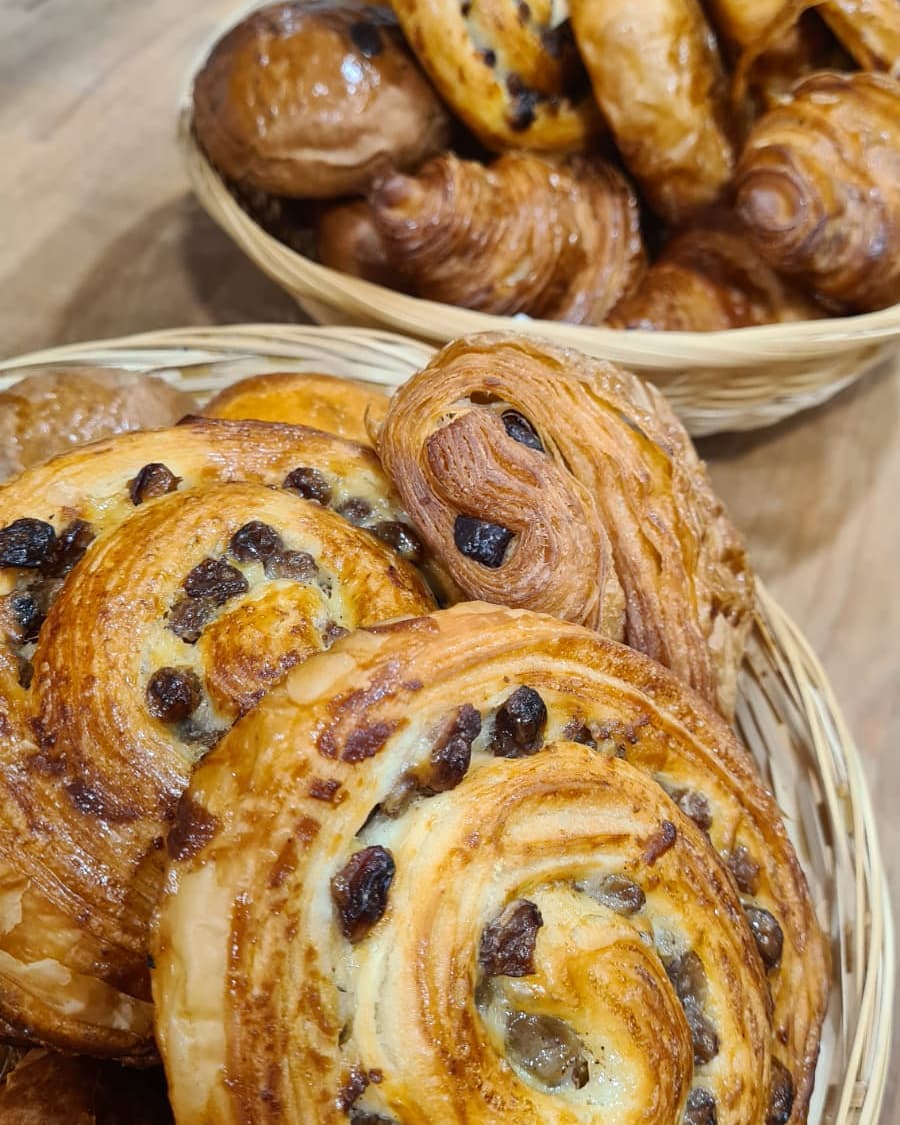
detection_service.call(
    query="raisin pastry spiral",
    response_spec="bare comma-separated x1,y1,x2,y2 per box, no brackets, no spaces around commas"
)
152,603,827,1124
376,333,753,717
734,71,900,313
0,419,433,1057
204,372,390,448
369,152,646,323
389,0,600,152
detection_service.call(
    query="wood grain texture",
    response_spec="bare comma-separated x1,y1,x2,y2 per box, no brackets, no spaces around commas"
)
0,0,896,1118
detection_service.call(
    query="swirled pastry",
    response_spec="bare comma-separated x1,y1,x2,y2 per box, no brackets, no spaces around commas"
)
820,0,900,72
376,333,753,716
609,209,822,330
369,153,646,323
152,603,827,1124
569,0,735,223
0,366,193,481
735,71,900,312
0,419,433,1057
0,1050,172,1124
204,372,390,447
389,0,600,152
192,1,450,197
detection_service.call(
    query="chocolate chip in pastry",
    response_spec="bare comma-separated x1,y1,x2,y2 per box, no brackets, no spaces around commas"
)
0,418,433,1058
735,71,900,312
204,371,390,447
608,208,823,331
390,0,601,153
376,333,753,717
369,152,646,323
192,1,451,198
569,0,735,223
152,603,827,1124
0,366,194,482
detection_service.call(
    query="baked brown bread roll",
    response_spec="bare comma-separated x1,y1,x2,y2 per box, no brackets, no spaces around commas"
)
376,333,753,717
315,198,410,290
0,1050,172,1124
609,209,823,330
569,0,735,223
152,603,827,1124
0,419,433,1057
205,371,390,447
390,0,600,153
369,153,646,323
735,71,900,312
0,366,193,481
192,1,450,198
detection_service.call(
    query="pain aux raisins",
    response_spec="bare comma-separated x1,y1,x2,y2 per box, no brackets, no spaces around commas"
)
331,845,395,943
229,521,283,563
745,906,783,970
337,497,374,525
666,952,719,1066
506,1011,589,1089
371,521,423,563
146,667,202,724
479,899,543,978
283,466,332,506
766,1059,795,1125
683,1087,717,1125
182,557,249,603
0,519,57,569
577,873,645,915
489,686,547,758
128,462,181,506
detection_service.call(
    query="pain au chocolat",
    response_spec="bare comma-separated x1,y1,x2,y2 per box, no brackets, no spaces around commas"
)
152,602,827,1124
376,333,753,717
0,418,433,1057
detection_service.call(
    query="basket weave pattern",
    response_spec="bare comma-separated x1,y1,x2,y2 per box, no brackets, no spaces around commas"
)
0,324,892,1123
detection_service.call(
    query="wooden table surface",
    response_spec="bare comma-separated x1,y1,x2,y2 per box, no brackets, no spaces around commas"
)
1,0,897,1117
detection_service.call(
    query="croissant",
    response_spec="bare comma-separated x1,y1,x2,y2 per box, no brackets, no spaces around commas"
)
0,1050,172,1124
376,333,753,717
389,0,600,152
609,208,823,330
315,198,411,291
152,603,827,1124
0,419,433,1057
204,371,390,447
569,0,735,223
735,71,900,312
369,153,646,323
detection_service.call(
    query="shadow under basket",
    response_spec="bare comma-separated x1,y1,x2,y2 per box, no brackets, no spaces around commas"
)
0,322,892,1123
177,99,900,438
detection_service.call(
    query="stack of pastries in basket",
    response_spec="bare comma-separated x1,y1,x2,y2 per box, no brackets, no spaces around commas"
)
0,333,828,1122
190,0,900,328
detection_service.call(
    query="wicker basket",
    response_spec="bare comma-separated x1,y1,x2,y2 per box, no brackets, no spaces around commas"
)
0,324,892,1123
177,59,900,438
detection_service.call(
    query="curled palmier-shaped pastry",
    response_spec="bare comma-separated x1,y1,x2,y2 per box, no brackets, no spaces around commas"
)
0,1050,172,1124
609,209,823,330
370,153,646,322
390,0,600,152
735,71,900,312
569,0,735,223
376,333,752,716
153,603,827,1124
0,419,433,1057
205,372,390,447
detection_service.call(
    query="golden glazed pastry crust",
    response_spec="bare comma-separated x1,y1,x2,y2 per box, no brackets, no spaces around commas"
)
369,153,646,323
735,71,900,312
0,366,194,482
192,1,451,197
376,333,753,717
609,208,823,331
152,603,827,1124
315,198,410,291
0,419,432,1058
390,0,601,152
204,371,390,447
569,0,735,223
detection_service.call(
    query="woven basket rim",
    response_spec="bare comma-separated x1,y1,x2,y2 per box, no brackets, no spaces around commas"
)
0,325,892,1124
